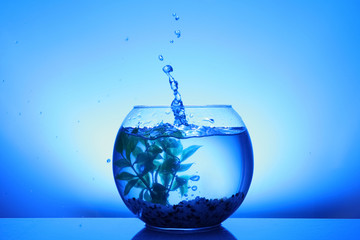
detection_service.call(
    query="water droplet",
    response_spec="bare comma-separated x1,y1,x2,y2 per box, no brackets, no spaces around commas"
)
15,41,19,44
92,177,95,181
79,224,82,228
158,55,164,61
77,120,80,124
40,112,42,115
175,16,180,21
170,40,174,43
174,30,181,38
172,13,176,17
163,65,173,74
191,186,198,191
189,113,194,118
107,159,111,163
18,112,21,116
125,37,129,41
97,100,100,103
203,118,215,124
190,175,200,181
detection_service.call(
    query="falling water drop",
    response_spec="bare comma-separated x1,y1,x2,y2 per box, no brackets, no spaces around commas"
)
162,65,173,73
174,30,181,38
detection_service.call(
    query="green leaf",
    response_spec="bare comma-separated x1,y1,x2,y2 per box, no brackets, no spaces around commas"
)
114,158,131,169
168,144,183,156
116,172,137,181
159,172,172,187
144,190,151,202
180,184,188,196
135,153,149,164
181,145,201,162
160,154,180,174
148,144,163,155
126,136,137,160
135,173,150,188
132,146,143,158
115,131,126,154
177,163,194,172
158,138,181,150
170,176,188,191
124,179,138,196
171,130,184,139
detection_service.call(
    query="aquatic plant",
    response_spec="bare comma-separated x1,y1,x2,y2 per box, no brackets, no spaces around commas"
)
114,129,201,205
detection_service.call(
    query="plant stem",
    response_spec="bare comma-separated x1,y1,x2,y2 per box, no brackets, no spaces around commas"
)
120,152,153,193
167,173,176,194
154,166,160,184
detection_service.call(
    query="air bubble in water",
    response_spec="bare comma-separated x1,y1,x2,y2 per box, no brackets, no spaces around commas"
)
158,55,164,61
191,186,198,191
204,118,215,124
174,30,181,38
190,175,200,181
175,16,179,21
107,159,111,163
172,13,176,17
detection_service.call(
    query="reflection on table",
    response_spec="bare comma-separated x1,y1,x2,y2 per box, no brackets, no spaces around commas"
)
132,226,236,240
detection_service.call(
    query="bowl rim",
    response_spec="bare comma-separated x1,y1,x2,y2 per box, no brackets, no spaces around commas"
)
133,105,232,109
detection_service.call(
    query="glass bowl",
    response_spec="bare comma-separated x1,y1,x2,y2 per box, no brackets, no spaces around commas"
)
113,105,253,231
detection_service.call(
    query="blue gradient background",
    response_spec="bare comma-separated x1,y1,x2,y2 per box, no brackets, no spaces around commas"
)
1,0,359,218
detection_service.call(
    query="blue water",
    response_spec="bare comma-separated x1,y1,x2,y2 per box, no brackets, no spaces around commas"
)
113,125,253,205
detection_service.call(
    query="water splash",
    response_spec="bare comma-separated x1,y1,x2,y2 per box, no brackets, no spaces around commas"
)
162,65,188,126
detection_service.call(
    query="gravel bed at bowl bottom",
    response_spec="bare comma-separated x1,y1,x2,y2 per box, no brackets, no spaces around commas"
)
126,192,245,228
